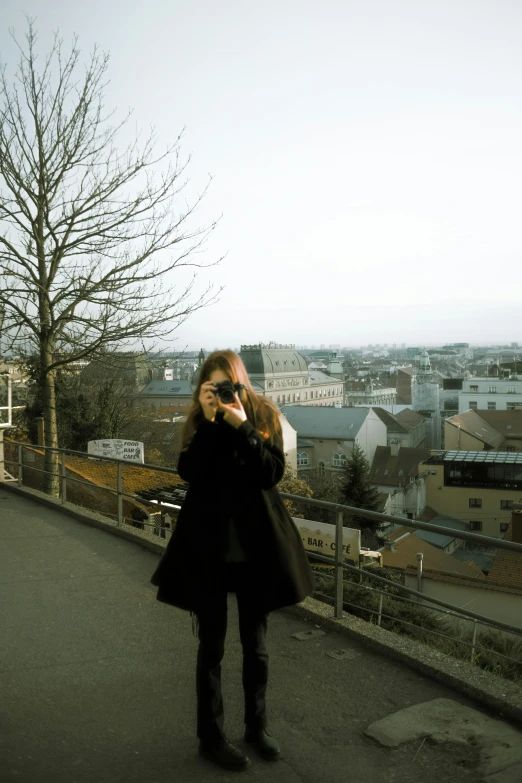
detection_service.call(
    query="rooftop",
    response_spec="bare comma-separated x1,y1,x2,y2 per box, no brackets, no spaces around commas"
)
280,405,371,439
379,531,486,579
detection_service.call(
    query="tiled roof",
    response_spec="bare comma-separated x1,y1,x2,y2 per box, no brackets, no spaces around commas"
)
384,511,469,550
280,405,369,439
475,409,522,439
394,408,426,432
372,408,407,433
445,411,505,449
379,532,486,579
17,446,183,501
308,370,342,386
65,454,183,498
370,446,431,487
487,518,522,590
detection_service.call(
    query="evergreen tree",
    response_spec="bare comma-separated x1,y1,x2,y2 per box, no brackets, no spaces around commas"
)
339,443,383,535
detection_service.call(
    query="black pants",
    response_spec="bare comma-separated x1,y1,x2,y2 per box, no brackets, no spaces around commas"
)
195,562,269,743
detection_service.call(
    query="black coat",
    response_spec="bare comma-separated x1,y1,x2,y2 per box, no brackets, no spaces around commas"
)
150,414,316,614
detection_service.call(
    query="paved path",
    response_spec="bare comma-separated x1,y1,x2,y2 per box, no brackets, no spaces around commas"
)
0,490,518,782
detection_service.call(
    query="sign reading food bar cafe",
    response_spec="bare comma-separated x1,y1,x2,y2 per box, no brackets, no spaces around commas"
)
87,439,144,464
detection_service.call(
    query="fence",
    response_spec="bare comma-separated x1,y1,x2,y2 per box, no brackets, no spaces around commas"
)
2,439,522,677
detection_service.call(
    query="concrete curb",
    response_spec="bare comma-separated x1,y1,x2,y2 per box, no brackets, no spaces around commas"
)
287,595,522,728
4,481,522,728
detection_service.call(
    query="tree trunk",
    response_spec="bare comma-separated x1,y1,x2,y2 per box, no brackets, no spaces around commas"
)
41,352,59,497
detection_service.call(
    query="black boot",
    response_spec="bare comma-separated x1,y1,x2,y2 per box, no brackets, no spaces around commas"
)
199,735,251,770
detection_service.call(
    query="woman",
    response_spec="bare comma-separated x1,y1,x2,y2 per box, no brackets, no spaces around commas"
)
150,350,315,770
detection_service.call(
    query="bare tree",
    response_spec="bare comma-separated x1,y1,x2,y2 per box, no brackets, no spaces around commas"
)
0,21,223,494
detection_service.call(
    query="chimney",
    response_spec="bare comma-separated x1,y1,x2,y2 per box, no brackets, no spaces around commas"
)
510,510,522,545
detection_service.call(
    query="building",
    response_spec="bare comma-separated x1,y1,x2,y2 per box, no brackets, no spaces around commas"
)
324,351,344,379
344,378,396,406
378,527,485,578
371,407,428,453
396,366,413,404
459,378,522,413
419,450,522,539
412,350,441,449
280,405,386,472
369,446,431,495
240,343,343,406
444,410,522,452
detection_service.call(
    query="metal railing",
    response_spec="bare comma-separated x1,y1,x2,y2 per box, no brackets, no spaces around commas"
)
2,439,522,676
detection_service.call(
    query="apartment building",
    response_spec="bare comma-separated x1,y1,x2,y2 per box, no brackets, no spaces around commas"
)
419,450,522,539
280,405,386,472
459,378,522,413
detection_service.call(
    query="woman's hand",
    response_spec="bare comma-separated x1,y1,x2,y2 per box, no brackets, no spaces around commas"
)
199,381,219,421
217,392,247,428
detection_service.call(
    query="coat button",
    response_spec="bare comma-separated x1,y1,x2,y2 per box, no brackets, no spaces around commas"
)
248,437,258,446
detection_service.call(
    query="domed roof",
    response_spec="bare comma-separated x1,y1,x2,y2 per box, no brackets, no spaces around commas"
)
240,343,309,375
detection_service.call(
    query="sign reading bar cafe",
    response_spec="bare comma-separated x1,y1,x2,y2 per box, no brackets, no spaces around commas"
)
292,517,361,563
87,439,144,464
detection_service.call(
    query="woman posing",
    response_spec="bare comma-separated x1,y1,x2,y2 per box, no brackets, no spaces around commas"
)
151,350,315,770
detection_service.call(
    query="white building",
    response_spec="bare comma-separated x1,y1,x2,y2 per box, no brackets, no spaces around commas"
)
412,350,441,449
459,378,522,413
280,405,387,471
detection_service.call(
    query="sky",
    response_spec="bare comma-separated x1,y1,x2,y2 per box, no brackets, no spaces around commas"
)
1,0,522,351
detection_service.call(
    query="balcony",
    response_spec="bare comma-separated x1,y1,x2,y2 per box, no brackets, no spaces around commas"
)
1,443,522,781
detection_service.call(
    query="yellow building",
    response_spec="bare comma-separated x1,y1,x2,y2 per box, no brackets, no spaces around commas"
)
419,450,522,539
444,409,522,452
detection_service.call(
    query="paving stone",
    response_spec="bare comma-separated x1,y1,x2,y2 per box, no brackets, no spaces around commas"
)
365,697,522,777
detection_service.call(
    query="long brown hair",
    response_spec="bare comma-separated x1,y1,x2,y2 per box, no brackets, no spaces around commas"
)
181,350,282,450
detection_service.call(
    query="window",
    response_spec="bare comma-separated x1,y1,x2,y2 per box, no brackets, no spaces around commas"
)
332,452,348,468
469,401,478,409
383,469,389,476
508,387,516,393
318,460,326,475
488,386,497,393
277,396,281,404
398,469,405,477
500,500,513,510
500,523,509,533
297,452,309,466
470,520,482,531
507,403,516,410
506,445,516,452
470,385,478,392
488,402,496,410
469,498,482,508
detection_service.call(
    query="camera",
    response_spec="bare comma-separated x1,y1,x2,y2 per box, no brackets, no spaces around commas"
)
212,380,246,404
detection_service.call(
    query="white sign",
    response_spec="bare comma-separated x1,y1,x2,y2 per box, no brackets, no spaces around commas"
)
292,517,361,562
87,439,144,464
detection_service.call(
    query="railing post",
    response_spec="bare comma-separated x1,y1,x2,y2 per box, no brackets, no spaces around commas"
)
117,462,123,526
416,552,423,602
334,508,344,619
377,593,384,627
61,451,67,505
471,619,478,664
18,445,22,487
